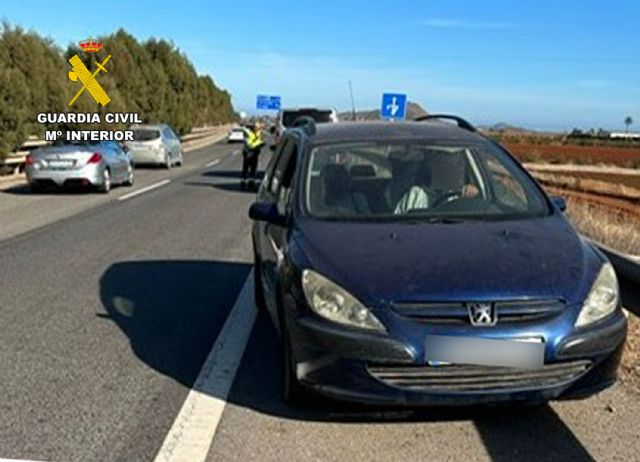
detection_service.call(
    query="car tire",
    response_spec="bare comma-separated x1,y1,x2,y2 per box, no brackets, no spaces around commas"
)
124,165,134,186
253,253,267,312
282,328,306,406
97,168,111,193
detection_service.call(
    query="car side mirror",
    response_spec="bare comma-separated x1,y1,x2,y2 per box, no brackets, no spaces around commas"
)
249,201,287,226
551,196,566,212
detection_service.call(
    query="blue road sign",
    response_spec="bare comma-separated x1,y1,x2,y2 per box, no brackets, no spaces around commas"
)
256,95,282,111
380,93,407,120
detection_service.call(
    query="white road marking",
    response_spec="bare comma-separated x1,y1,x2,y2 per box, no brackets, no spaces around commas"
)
0,459,48,462
153,272,256,462
117,179,171,201
205,159,220,168
232,149,240,156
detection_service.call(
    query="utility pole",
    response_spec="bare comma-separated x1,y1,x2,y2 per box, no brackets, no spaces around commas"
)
348,80,356,121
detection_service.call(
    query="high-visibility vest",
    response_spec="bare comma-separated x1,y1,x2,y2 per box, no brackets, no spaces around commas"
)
244,128,263,150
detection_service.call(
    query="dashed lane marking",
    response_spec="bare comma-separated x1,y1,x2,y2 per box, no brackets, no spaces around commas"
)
153,271,256,462
117,179,171,201
205,159,221,168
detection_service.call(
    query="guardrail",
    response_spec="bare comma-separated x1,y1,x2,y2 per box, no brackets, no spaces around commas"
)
590,239,640,316
592,240,640,283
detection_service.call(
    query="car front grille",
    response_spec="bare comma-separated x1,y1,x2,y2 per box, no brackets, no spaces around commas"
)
367,360,591,393
391,299,565,325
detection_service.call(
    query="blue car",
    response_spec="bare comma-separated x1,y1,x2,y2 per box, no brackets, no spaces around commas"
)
249,115,627,406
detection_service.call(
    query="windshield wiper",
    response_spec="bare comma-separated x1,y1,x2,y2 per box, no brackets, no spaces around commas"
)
425,217,469,224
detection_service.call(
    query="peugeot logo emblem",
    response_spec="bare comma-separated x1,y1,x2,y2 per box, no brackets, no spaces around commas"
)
468,302,497,326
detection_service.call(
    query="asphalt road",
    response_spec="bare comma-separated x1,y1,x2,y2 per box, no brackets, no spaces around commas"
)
0,139,639,462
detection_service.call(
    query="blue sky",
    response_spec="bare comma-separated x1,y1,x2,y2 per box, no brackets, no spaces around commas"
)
2,0,639,131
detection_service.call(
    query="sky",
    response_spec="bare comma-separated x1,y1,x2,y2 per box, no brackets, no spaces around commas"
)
2,0,639,131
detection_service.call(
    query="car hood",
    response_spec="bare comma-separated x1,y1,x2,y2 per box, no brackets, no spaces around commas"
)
293,215,597,307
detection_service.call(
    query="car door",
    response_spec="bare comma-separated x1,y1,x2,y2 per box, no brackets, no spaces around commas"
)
161,127,174,161
99,142,120,179
104,142,127,181
169,127,181,156
258,136,298,322
168,127,180,158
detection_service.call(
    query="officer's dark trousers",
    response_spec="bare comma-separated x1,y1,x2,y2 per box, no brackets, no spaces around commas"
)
242,149,259,180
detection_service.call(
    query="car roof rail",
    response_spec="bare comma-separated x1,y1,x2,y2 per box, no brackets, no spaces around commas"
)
414,114,477,132
292,116,317,136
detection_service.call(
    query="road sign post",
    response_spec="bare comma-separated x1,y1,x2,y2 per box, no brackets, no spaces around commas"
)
380,93,407,120
256,95,282,111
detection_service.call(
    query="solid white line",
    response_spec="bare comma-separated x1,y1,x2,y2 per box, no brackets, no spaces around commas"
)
117,179,171,201
232,149,240,156
0,459,48,462
205,159,220,168
153,272,256,462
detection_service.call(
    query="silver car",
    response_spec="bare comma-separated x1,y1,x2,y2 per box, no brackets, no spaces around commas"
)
25,141,134,193
126,124,183,168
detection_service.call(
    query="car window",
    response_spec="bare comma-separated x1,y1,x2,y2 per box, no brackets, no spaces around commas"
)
282,109,334,127
162,127,174,140
304,141,549,221
132,129,161,141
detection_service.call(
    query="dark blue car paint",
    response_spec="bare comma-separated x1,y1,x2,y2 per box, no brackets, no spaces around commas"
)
251,121,627,405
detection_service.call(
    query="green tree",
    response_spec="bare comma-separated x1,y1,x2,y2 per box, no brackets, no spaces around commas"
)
0,22,236,161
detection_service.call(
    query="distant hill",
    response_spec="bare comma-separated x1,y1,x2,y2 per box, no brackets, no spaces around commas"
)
479,122,533,133
339,101,428,121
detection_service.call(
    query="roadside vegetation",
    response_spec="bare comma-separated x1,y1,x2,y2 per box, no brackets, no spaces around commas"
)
566,198,640,256
0,23,236,160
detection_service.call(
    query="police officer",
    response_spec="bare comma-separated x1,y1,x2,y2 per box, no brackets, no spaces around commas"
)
242,121,265,190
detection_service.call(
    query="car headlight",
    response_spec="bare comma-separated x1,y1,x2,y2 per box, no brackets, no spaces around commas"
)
301,269,386,332
575,263,619,328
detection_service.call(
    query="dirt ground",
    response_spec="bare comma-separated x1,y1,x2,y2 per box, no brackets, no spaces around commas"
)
505,142,640,168
621,313,640,395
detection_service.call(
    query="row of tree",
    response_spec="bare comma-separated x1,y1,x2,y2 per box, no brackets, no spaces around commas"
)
0,24,237,159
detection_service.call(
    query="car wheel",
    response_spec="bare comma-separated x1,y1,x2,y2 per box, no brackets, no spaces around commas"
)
97,168,111,193
253,253,267,312
164,154,171,169
282,328,306,405
124,165,134,186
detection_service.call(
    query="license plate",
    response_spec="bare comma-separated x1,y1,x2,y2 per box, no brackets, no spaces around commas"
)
425,335,545,369
46,159,74,168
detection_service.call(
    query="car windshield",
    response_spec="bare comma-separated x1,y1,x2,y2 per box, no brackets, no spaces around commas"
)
282,110,333,127
304,141,549,222
132,129,161,141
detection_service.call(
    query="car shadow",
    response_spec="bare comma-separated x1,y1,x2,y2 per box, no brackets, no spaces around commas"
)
201,170,265,179
99,260,251,388
99,259,596,461
183,181,260,194
231,310,597,460
1,183,99,195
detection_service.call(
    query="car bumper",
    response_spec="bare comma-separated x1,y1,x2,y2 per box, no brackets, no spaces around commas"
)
129,148,164,165
25,164,104,187
287,310,627,406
